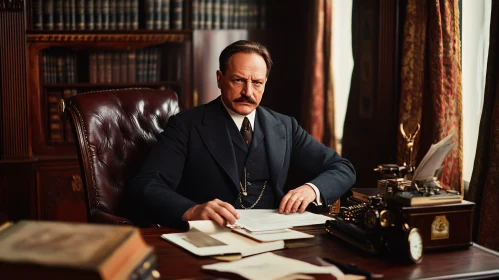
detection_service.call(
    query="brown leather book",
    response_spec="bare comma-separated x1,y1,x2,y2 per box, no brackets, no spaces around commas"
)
0,221,158,280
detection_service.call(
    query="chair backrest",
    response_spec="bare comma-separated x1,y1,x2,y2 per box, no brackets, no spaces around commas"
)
65,88,180,225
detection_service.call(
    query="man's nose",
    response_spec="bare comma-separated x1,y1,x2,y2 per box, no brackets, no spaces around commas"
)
242,81,253,96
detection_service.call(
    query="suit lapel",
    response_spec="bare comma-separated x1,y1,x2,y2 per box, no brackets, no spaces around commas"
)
258,107,286,190
197,98,240,191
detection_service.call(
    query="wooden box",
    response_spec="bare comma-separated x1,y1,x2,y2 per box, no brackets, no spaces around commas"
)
400,200,474,250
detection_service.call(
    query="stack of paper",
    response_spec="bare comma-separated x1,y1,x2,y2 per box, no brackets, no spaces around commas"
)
228,209,332,232
161,210,330,257
162,220,285,257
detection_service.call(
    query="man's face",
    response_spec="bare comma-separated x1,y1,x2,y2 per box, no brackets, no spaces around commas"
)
217,52,267,115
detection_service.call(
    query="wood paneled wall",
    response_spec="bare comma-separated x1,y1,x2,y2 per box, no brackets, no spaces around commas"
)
0,2,30,159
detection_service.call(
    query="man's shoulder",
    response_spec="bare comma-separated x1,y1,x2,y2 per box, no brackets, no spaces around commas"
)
258,106,294,123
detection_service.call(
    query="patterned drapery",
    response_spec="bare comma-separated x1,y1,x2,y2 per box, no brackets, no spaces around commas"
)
301,0,337,150
398,0,463,193
466,0,499,252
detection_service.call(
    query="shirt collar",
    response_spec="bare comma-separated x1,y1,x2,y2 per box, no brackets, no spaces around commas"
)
221,98,256,131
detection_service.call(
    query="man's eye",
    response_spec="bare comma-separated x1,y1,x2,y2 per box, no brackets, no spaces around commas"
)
234,79,243,83
254,81,263,86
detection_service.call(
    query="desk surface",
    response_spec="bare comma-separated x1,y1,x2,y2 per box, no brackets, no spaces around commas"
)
141,226,499,280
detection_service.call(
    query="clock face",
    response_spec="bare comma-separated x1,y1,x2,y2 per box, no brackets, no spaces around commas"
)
408,228,423,263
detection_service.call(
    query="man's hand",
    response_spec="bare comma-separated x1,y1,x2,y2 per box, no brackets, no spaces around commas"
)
279,185,316,214
183,199,240,227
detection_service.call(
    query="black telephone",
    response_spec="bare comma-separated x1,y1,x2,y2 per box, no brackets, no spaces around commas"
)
325,194,423,264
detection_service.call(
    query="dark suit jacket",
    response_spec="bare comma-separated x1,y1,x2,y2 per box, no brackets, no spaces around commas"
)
130,97,356,228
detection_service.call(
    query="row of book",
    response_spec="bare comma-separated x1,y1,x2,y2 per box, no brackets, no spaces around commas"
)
43,52,76,84
192,0,265,29
32,0,183,31
89,48,162,84
32,0,265,31
47,89,77,144
42,47,168,85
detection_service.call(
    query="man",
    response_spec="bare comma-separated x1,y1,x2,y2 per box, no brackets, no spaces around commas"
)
130,40,355,229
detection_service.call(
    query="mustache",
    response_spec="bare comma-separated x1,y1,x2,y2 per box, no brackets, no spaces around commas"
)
233,96,257,104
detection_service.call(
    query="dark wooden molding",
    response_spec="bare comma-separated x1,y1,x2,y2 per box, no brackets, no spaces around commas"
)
0,0,24,11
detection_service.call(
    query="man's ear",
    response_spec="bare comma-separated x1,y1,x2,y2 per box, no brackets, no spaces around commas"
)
216,70,222,89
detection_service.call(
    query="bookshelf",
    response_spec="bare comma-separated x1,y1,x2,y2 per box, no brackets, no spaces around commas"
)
0,0,267,223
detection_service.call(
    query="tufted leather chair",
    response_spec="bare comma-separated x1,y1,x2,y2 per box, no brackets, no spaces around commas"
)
64,88,180,225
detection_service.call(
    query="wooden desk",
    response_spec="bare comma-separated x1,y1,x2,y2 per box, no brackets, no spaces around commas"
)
141,226,499,280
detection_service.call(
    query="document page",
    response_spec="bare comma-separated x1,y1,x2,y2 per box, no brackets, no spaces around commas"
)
230,210,331,232
202,252,348,280
413,131,456,182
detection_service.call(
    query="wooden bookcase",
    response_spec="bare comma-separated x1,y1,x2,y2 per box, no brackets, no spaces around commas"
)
0,0,267,223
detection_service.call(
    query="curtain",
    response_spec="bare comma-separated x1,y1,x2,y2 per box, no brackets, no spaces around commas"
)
398,0,463,193
301,0,337,150
465,0,499,251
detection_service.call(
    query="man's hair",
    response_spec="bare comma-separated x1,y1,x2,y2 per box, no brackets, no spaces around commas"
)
219,40,273,78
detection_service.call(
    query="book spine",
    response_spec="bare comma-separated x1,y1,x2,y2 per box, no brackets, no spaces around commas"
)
120,51,128,83
76,0,85,30
56,55,64,84
95,0,102,30
231,0,239,29
32,0,43,30
43,0,54,30
172,0,183,29
104,52,112,83
220,0,229,29
161,0,170,30
137,49,144,82
145,0,154,30
89,52,97,84
124,0,131,29
102,0,110,29
97,51,105,84
70,0,77,30
154,0,162,29
116,0,125,30
198,0,205,29
131,0,139,30
204,0,211,29
63,0,71,30
109,0,116,29
47,92,64,143
85,0,94,30
212,0,220,29
191,0,199,29
111,52,121,83
127,50,136,83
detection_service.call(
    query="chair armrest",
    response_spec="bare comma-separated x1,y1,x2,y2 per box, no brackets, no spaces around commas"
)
91,209,134,225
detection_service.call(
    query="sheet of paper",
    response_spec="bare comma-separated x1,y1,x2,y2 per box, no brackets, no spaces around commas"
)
413,131,456,182
161,221,284,257
202,252,345,280
230,210,331,232
232,228,314,242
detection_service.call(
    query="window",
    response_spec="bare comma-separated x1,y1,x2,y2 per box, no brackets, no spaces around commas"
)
462,0,491,185
332,0,354,154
